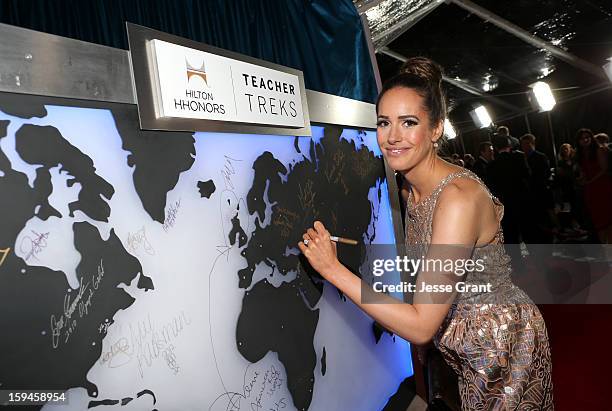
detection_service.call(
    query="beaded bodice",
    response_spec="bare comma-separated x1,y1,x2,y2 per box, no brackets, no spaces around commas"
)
404,169,524,304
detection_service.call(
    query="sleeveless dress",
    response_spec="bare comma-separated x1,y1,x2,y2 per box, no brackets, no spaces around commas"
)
405,169,554,410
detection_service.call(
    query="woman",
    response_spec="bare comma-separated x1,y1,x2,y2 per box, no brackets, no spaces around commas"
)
575,128,612,243
298,57,553,409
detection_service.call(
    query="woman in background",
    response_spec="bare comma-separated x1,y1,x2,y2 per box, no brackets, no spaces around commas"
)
299,57,553,410
575,128,612,243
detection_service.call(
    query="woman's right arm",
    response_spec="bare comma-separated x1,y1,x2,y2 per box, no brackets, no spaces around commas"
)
300,182,483,345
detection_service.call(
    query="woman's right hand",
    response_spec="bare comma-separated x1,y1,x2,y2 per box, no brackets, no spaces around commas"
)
298,221,339,280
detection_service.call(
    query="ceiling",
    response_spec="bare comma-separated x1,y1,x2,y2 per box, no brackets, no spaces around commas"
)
356,0,612,135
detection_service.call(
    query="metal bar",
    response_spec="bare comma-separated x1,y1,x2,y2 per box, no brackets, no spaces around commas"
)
379,47,525,112
306,90,377,129
447,0,607,79
360,13,383,92
555,82,612,104
373,0,446,48
355,0,387,15
0,22,135,104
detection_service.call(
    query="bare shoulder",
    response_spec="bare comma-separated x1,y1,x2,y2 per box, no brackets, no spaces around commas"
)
430,176,491,244
436,176,490,212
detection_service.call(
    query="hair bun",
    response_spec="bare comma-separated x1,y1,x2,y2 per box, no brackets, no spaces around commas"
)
399,57,443,87
377,56,447,128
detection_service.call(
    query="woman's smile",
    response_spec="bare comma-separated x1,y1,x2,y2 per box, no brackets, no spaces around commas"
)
386,146,411,157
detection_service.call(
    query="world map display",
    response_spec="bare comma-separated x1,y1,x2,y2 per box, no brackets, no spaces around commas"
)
0,92,412,411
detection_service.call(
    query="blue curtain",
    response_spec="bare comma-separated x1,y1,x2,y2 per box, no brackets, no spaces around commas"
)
0,0,378,103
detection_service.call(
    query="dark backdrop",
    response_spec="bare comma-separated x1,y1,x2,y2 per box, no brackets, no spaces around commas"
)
0,0,378,103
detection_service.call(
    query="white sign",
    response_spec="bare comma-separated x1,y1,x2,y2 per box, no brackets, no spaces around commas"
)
150,39,306,128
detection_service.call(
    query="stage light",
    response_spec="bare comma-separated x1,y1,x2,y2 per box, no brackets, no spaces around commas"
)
604,58,612,82
469,105,492,129
529,81,556,112
444,119,457,139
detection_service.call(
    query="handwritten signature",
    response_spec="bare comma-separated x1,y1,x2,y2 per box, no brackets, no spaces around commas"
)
50,259,105,348
99,337,131,368
325,151,349,194
126,227,155,255
218,155,253,257
297,180,316,211
0,247,10,267
20,230,49,262
210,364,287,411
222,155,242,191
272,207,299,239
98,311,191,377
163,199,182,232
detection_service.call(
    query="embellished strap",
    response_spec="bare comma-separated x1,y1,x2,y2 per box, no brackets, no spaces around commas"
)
430,170,474,200
433,169,499,204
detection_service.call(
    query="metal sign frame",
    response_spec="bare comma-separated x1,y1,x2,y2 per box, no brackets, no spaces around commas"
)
127,23,312,136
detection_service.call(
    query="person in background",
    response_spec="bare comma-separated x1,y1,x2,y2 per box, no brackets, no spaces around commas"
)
473,141,494,183
520,134,555,243
463,153,475,170
594,132,610,149
555,143,587,239
594,133,612,178
497,125,520,151
575,128,612,243
449,153,464,167
487,134,531,246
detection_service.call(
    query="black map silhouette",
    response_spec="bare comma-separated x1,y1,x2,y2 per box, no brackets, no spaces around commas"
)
0,97,168,410
111,108,195,223
1,94,407,411
236,126,386,410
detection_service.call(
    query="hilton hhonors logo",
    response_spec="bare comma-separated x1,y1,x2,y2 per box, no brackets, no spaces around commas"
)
186,58,208,85
174,57,226,115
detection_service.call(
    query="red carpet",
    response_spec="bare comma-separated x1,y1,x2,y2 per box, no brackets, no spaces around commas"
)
539,305,612,409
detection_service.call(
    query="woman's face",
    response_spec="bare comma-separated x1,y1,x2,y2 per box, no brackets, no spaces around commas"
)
376,87,441,173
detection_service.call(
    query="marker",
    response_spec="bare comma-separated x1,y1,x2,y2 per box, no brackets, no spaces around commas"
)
303,236,358,246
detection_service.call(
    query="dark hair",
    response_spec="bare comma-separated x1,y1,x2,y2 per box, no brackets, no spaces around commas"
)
479,141,492,154
376,57,447,129
595,133,609,143
520,133,536,144
497,126,509,136
575,128,598,160
491,133,511,151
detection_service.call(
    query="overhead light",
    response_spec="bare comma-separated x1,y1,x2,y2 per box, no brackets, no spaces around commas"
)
604,58,612,82
469,105,493,129
529,81,556,112
444,119,457,139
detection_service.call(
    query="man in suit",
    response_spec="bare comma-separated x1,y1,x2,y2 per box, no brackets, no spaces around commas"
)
473,141,494,183
520,133,554,243
497,125,520,152
487,134,531,245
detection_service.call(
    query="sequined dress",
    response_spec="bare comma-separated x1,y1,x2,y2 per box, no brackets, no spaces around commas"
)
405,169,554,410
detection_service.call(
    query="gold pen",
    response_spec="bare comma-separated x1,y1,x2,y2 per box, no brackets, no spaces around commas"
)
303,235,358,246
